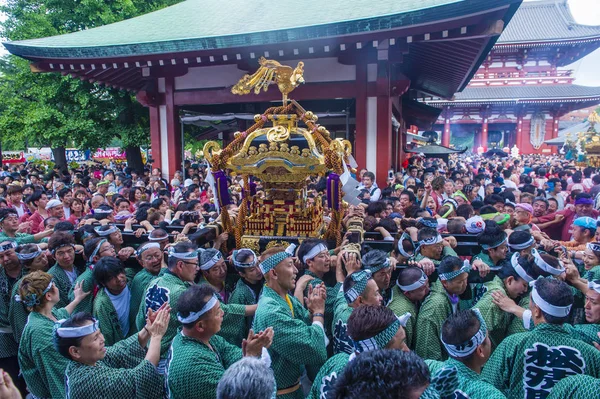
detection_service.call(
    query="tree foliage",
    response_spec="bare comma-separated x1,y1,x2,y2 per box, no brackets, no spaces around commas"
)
0,0,183,169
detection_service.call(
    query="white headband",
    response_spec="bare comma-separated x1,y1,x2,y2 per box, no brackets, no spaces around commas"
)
397,233,415,258
148,233,168,242
511,253,534,283
177,295,219,324
508,237,535,251
200,251,223,270
439,260,471,281
530,282,572,317
232,249,257,268
588,280,600,294
56,319,100,338
302,243,328,264
0,241,17,252
137,242,161,256
531,249,565,276
397,270,427,292
441,308,487,358
285,243,297,256
94,225,118,236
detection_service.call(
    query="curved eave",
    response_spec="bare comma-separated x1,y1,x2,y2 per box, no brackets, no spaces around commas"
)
425,95,600,106
3,0,519,60
404,144,468,154
494,35,600,48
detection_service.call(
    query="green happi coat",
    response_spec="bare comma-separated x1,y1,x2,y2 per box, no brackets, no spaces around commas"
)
68,265,95,314
427,358,506,398
482,323,600,399
229,278,262,344
136,271,191,355
253,286,328,399
48,263,78,308
93,287,131,346
584,265,600,281
0,231,35,245
1,266,22,359
129,268,163,333
461,252,502,309
564,323,600,346
547,374,600,399
331,288,354,355
473,276,513,350
18,308,70,398
197,277,248,346
387,285,418,349
415,280,456,361
166,331,243,399
507,295,530,335
65,333,164,399
307,352,350,399
8,277,29,343
414,246,458,266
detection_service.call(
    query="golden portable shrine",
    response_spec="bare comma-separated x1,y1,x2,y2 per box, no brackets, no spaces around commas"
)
203,58,354,251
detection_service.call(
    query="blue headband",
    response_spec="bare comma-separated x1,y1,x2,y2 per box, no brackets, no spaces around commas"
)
259,252,291,274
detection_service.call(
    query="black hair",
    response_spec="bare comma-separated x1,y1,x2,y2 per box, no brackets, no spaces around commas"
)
508,230,533,248
27,190,44,207
456,204,474,219
48,231,75,251
438,256,463,275
57,188,71,199
0,207,18,221
151,198,165,209
54,221,75,233
331,349,430,399
84,237,105,260
187,200,201,211
447,218,466,234
54,312,96,360
233,249,257,274
93,256,125,288
477,221,506,248
297,238,328,266
377,217,398,234
397,267,425,291
346,305,398,342
484,194,504,206
471,200,484,212
366,201,386,217
533,278,574,324
400,190,416,204
479,205,498,216
167,241,198,270
17,244,44,267
177,284,218,329
441,309,482,361
417,227,438,243
361,250,389,272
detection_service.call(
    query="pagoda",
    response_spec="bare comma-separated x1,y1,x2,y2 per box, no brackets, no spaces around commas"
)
2,0,522,185
421,0,600,155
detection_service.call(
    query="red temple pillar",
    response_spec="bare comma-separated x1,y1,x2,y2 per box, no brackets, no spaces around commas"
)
481,117,489,151
375,59,392,188
354,62,367,170
149,106,162,171
163,76,183,179
442,106,452,147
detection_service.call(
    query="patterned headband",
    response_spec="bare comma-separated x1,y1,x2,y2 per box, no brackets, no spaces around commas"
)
15,279,54,307
55,318,99,338
200,251,223,271
354,317,401,353
419,234,443,247
50,243,75,255
441,308,487,358
168,248,199,261
417,218,438,229
344,270,372,304
232,249,258,268
17,245,43,262
366,258,391,274
0,241,17,252
508,237,535,250
397,269,427,292
587,242,600,253
397,233,415,258
510,253,534,283
177,294,219,324
439,260,471,281
531,249,564,276
259,252,291,275
88,239,108,265
148,231,168,242
94,225,118,237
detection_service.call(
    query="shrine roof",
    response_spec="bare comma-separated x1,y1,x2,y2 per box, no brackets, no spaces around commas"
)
424,84,600,105
3,0,513,59
497,0,600,44
404,144,468,155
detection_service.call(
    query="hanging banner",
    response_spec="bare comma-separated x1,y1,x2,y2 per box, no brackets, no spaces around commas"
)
530,113,546,150
92,147,127,161
65,149,91,162
2,151,26,164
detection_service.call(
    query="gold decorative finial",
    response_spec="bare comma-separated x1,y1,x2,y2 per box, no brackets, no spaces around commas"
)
231,57,305,104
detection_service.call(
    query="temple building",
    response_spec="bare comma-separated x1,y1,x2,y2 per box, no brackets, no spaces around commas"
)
421,0,600,154
3,0,522,185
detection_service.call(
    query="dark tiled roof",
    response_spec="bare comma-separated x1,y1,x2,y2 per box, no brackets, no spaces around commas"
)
426,84,600,104
498,0,600,43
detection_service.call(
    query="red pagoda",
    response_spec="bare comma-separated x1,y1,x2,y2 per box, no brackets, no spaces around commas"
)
422,0,600,155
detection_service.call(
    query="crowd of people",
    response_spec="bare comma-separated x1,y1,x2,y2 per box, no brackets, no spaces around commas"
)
0,154,600,398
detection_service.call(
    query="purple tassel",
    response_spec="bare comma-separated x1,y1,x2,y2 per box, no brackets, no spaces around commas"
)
214,171,232,207
327,173,340,211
